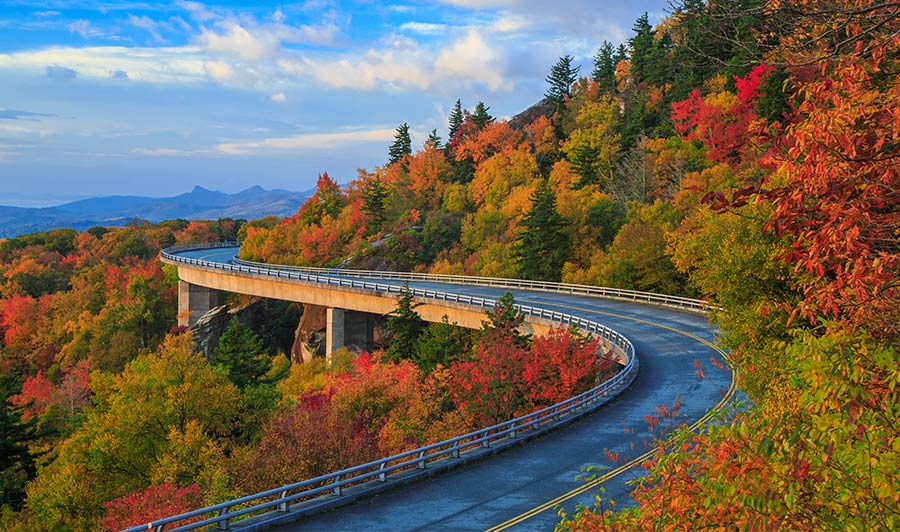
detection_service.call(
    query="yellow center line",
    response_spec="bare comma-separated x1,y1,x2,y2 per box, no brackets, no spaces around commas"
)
484,303,737,532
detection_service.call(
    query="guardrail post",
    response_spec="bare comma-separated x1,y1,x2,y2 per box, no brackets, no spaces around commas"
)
417,450,426,469
450,445,460,458
216,506,231,530
377,463,387,481
332,476,342,495
509,422,517,438
278,490,289,512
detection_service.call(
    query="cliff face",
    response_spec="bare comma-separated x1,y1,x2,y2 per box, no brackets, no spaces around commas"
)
507,97,556,130
292,303,327,364
190,298,302,360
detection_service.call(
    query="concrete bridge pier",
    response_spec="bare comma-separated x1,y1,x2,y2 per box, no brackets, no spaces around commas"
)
178,281,219,327
326,308,377,359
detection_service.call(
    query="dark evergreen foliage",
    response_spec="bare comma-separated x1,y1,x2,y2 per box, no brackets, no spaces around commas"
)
545,55,580,108
481,292,530,347
413,316,473,373
0,373,38,511
592,40,618,93
388,122,412,165
363,177,389,234
471,102,494,130
512,180,570,282
447,99,464,143
212,316,271,389
383,283,425,363
425,128,443,150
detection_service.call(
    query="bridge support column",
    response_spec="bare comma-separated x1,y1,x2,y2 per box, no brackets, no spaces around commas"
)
326,308,376,360
178,281,219,328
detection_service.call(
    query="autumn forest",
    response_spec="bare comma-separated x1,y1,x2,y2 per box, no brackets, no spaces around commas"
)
2,0,899,530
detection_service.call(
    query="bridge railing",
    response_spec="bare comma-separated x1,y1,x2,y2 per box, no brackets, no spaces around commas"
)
161,241,714,313
139,243,650,532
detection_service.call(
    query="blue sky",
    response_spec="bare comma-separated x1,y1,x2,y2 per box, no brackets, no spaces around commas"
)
0,0,667,205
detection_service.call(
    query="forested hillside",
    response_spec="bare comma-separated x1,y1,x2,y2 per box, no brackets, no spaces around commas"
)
1,0,897,530
242,0,900,529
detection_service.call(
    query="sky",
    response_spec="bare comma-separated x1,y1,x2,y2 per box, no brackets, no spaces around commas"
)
0,0,668,206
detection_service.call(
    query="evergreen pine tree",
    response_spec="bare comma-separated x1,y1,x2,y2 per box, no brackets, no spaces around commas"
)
512,179,570,282
388,122,412,165
481,292,530,347
628,13,656,83
545,55,580,108
425,128,443,150
413,316,472,373
0,373,38,510
645,31,674,86
447,99,464,142
615,44,628,63
212,316,271,389
384,283,425,363
471,102,494,130
362,177,388,234
592,40,618,93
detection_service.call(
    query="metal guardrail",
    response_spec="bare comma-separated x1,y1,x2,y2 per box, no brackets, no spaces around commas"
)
137,241,688,532
229,258,714,313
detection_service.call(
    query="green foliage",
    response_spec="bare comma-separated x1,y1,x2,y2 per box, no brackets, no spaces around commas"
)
546,55,580,109
383,284,425,363
413,316,473,373
512,180,570,282
471,102,494,131
25,335,240,530
592,40,618,93
363,176,389,235
628,13,655,83
0,229,77,260
0,373,38,511
561,96,621,189
388,122,412,165
586,197,627,249
425,128,442,150
482,292,530,347
447,99,464,143
212,317,271,389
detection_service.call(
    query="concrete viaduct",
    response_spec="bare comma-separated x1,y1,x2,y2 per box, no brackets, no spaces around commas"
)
152,243,733,532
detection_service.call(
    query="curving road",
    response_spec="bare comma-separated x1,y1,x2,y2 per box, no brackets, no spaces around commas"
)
169,247,732,531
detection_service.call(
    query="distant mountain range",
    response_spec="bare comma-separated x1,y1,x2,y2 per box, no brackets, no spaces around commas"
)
0,185,311,238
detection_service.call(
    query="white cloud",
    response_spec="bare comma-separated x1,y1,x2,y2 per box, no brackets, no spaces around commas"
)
128,14,167,43
131,147,208,156
35,11,60,17
195,15,340,61
217,128,396,155
198,22,273,60
435,30,509,91
203,60,233,81
0,46,208,83
270,92,287,103
178,1,217,22
68,20,104,39
272,8,286,23
400,22,448,35
492,14,531,33
279,29,513,93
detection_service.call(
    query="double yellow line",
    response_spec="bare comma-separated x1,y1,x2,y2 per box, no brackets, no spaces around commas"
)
485,305,738,532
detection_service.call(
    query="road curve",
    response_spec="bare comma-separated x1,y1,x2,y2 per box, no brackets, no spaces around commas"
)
169,246,732,531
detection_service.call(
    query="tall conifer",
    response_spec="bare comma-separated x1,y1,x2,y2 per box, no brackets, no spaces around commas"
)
512,180,570,282
388,122,412,165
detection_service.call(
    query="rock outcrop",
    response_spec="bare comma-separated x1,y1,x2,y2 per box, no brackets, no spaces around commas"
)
190,297,302,360
291,303,327,364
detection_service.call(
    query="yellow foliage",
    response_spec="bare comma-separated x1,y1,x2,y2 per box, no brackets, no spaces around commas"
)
468,149,538,209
